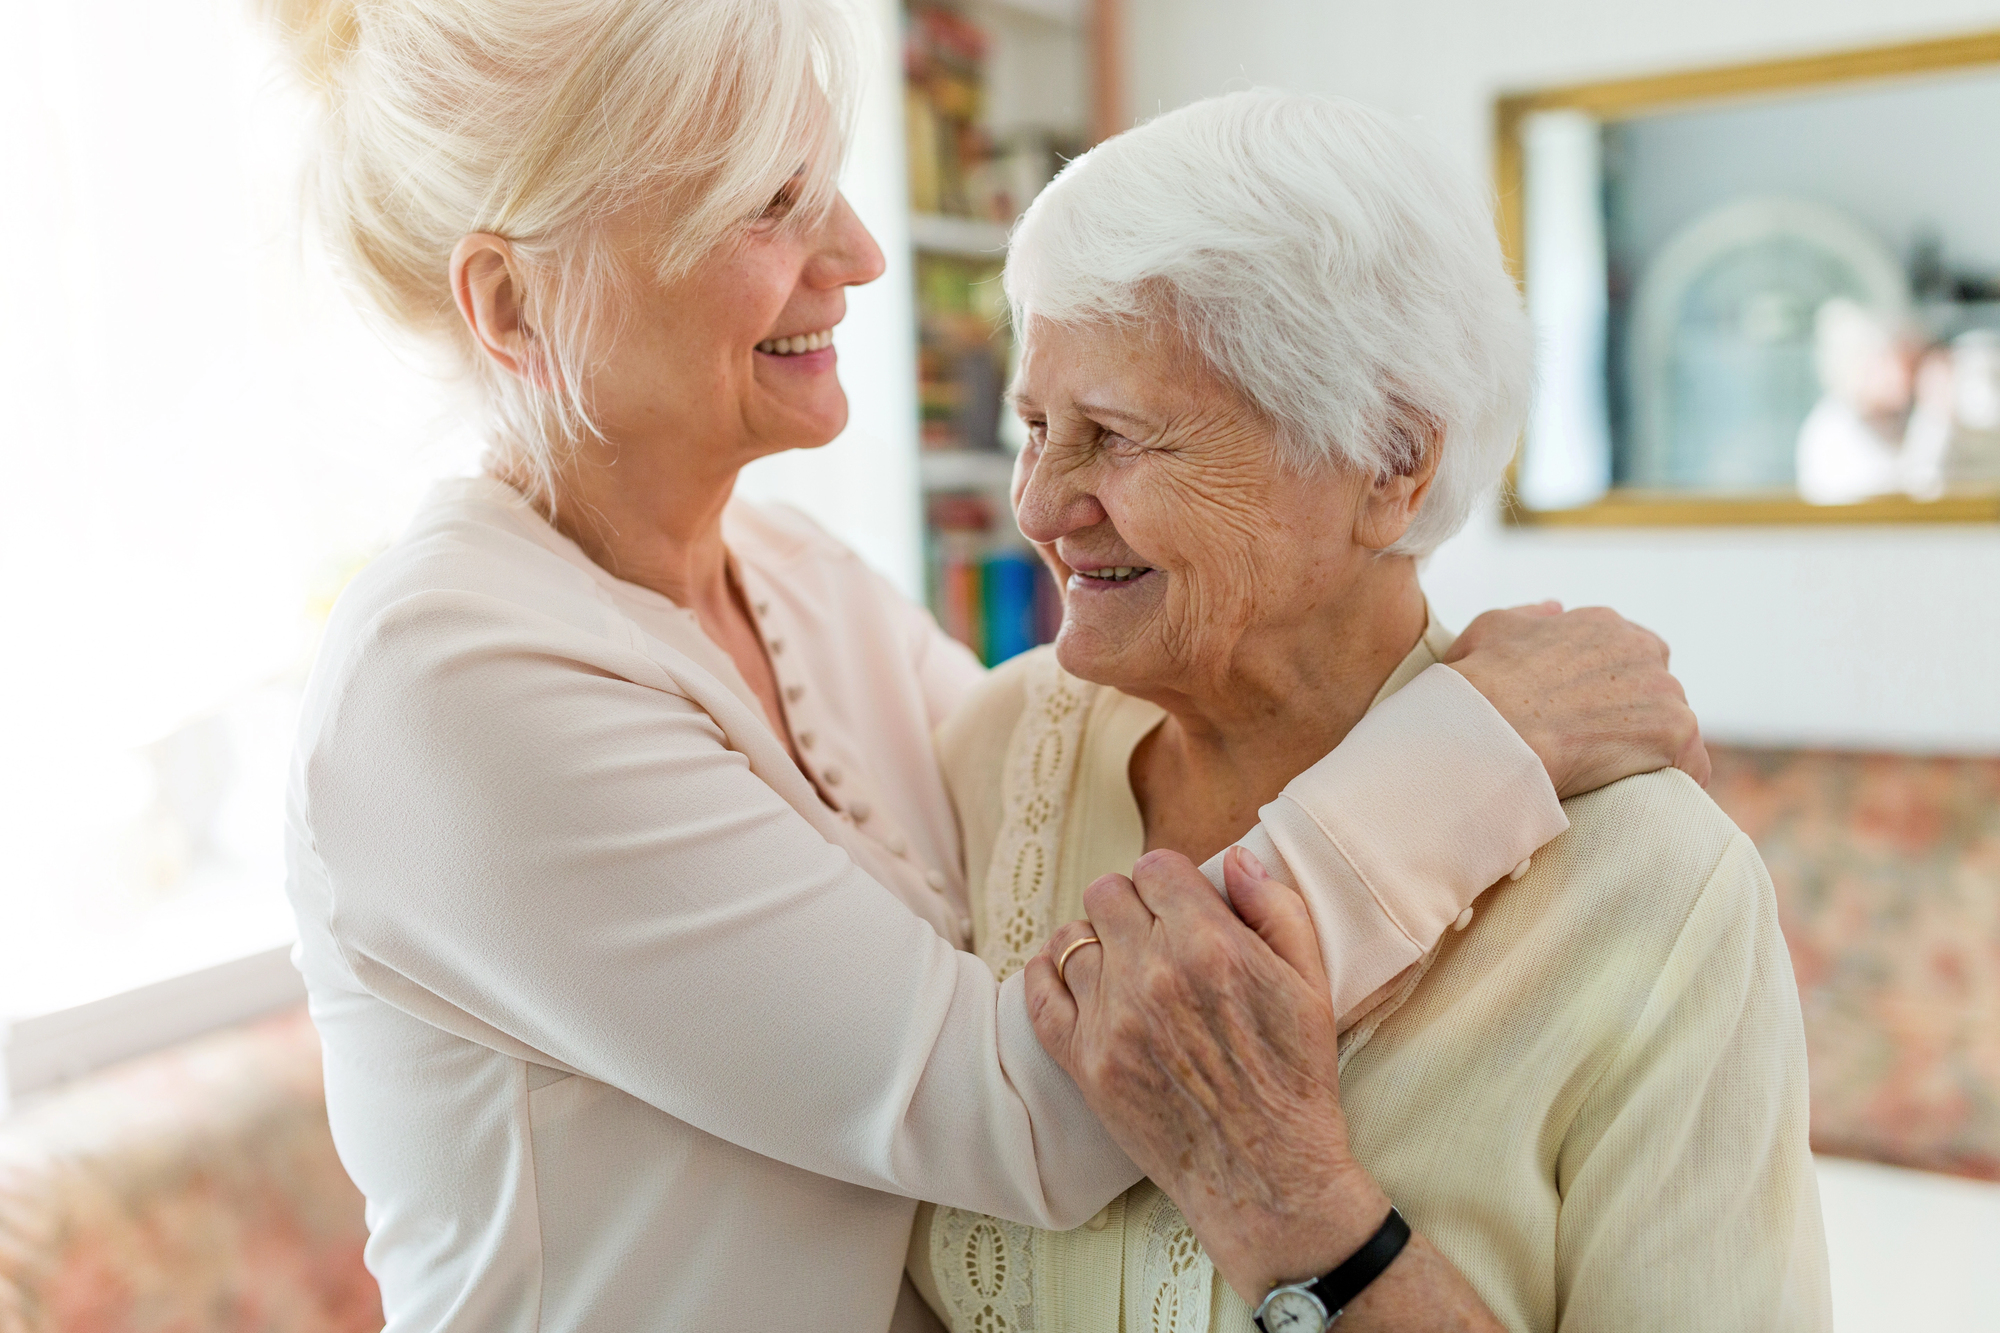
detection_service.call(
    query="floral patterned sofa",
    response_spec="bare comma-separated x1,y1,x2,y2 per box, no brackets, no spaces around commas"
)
1708,746,2000,1181
1,747,1994,1332
0,1010,377,1333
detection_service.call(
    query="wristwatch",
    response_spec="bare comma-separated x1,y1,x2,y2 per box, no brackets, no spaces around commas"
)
1252,1206,1411,1332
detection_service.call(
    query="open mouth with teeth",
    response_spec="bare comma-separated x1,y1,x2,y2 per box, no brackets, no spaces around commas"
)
1074,565,1156,585
755,329,833,356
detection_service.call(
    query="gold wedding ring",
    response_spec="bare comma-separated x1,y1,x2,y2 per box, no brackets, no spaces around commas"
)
1055,935,1101,988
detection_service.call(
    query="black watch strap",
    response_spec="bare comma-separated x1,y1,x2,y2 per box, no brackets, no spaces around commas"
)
1294,1205,1412,1324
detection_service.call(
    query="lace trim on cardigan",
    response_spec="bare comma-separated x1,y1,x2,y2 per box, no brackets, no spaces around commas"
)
938,650,1435,1331
1136,1189,1213,1333
976,654,1091,980
933,656,1087,1332
932,1209,1041,1333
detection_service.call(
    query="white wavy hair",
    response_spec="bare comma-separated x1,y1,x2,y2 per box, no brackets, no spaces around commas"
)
259,0,861,507
1004,89,1530,556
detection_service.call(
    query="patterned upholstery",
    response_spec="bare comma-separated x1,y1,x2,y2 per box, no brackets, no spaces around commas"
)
0,746,1991,1332
0,1009,378,1333
1708,746,2000,1182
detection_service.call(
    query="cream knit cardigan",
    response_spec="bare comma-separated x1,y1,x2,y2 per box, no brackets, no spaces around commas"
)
917,629,1831,1333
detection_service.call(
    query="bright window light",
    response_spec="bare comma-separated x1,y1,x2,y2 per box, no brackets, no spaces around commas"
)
0,0,915,1032
0,0,477,1022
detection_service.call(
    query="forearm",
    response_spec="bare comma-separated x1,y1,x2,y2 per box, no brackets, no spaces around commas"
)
1330,1234,1506,1333
1202,664,1565,1019
1200,1161,1503,1333
313,605,1138,1225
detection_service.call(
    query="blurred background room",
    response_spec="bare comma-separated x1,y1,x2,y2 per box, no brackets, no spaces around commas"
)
2,0,1997,1328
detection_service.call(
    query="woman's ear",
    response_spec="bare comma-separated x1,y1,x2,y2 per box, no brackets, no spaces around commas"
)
1353,409,1443,551
450,233,540,382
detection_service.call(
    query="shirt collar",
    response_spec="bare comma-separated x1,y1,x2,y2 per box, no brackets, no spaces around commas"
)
1368,602,1455,710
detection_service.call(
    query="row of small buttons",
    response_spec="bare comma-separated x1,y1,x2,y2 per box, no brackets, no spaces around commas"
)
756,599,846,795
754,590,946,898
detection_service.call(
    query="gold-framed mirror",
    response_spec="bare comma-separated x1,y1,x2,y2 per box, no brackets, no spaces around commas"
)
1497,31,2000,526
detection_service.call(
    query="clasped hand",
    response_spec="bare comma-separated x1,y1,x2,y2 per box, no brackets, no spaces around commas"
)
1023,847,1391,1303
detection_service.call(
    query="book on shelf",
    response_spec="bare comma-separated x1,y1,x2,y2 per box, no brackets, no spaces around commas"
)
915,253,1007,453
925,493,1060,665
903,4,988,220
904,3,1078,226
906,0,1084,665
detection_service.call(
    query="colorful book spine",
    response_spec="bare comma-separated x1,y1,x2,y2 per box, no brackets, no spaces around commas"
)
925,534,1060,667
981,551,1039,664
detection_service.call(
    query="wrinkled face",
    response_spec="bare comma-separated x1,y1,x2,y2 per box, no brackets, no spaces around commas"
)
587,182,886,476
1011,316,1392,702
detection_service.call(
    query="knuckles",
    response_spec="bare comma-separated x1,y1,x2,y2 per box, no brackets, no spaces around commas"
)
1047,919,1097,957
1082,873,1131,916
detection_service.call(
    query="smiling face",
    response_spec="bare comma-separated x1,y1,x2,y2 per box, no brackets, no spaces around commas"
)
1011,315,1434,710
581,183,886,482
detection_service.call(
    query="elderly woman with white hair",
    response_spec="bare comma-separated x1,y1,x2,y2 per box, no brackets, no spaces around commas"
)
267,0,1715,1329
910,92,1831,1331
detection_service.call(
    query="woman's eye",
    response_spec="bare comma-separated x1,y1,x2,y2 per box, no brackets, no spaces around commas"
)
1102,432,1144,457
756,180,804,224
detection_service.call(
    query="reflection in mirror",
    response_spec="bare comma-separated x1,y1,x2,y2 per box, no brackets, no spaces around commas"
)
1508,37,2000,522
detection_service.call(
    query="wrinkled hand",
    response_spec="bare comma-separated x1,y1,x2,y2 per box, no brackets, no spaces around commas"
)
1443,602,1709,798
1024,847,1389,1301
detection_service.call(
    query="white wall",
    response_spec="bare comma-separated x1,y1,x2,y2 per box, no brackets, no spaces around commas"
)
1609,70,2000,273
1124,0,2000,751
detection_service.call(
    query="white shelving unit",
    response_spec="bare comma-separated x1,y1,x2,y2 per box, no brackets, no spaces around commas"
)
976,0,1081,22
903,0,1094,660
908,212,1013,257
919,448,1018,491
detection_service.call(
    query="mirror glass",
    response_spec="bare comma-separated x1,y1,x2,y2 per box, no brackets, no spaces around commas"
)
1513,52,2000,519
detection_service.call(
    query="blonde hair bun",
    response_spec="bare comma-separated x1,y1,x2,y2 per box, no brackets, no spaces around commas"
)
257,0,362,95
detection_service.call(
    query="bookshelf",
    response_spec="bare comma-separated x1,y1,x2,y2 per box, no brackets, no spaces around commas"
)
902,0,1099,664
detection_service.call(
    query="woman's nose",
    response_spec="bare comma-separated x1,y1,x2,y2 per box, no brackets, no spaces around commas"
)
812,193,886,289
1014,448,1104,545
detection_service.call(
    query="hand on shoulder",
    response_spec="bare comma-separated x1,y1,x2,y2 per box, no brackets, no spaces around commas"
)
1443,602,1710,799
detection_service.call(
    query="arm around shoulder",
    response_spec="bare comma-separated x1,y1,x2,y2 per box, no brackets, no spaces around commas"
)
301,590,1136,1228
1208,663,1570,1020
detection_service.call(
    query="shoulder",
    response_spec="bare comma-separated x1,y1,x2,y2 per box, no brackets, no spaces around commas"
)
1358,768,1791,1135
1554,769,1745,888
319,544,605,702
725,498,865,572
329,480,617,655
1546,768,1764,930
1401,768,1773,1046
303,494,683,773
1479,768,1779,1024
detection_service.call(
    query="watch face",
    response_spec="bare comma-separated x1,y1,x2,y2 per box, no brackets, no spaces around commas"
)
1261,1288,1329,1333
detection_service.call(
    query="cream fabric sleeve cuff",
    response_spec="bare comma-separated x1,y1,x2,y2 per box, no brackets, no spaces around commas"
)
1198,663,1569,1019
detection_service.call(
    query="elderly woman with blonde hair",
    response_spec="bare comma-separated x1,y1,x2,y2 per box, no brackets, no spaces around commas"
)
910,91,1831,1332
266,0,1716,1328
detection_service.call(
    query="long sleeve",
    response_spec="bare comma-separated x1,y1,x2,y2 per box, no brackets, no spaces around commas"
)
300,589,1139,1231
1551,832,1831,1330
1204,663,1569,1022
